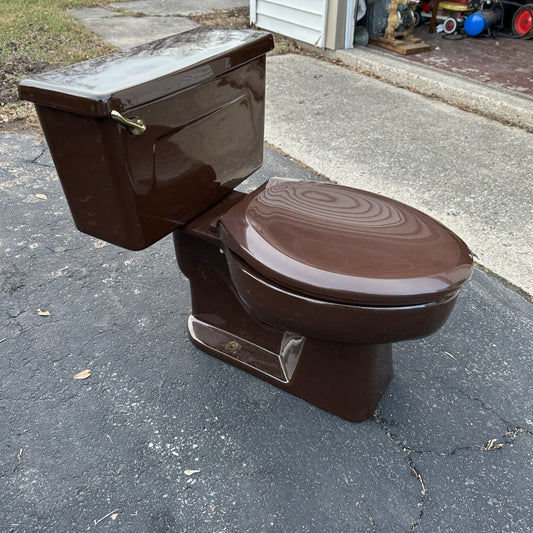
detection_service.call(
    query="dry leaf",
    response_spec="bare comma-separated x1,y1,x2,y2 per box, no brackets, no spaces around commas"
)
184,469,200,476
73,369,91,380
476,438,504,451
37,308,51,316
93,240,108,249
94,509,119,526
35,193,48,200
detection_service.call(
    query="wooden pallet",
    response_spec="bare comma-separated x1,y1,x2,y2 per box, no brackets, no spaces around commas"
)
370,35,431,55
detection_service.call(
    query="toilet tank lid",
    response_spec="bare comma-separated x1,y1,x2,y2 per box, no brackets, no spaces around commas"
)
18,27,274,118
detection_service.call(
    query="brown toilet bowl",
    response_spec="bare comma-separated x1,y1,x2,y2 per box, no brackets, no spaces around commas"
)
176,177,473,421
224,249,460,345
218,178,473,345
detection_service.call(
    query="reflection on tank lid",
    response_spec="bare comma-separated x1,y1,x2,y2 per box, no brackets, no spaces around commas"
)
18,27,273,116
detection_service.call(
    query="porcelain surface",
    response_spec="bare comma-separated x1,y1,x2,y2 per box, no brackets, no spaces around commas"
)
220,178,474,306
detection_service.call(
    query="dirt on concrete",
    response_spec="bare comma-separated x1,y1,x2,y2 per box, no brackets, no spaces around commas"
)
190,6,303,55
0,57,50,106
0,42,52,135
189,5,250,29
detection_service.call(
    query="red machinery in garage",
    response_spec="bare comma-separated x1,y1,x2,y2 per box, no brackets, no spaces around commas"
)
415,0,533,36
510,2,533,36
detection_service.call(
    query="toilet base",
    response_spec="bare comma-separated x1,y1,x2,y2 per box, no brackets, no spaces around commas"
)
175,228,392,422
188,313,392,421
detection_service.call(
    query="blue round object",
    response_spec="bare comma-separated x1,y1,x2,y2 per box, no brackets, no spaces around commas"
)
464,13,486,35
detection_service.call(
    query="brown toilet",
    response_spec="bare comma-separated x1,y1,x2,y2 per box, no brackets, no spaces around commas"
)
19,27,473,421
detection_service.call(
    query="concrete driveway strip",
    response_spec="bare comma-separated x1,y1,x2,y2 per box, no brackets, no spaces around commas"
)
70,6,200,48
71,1,247,49
0,134,532,532
335,47,533,131
265,53,533,296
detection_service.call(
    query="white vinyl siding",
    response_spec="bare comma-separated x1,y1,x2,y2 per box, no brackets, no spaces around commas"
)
251,0,329,47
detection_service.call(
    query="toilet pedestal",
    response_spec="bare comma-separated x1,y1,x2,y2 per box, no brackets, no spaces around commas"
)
175,228,393,422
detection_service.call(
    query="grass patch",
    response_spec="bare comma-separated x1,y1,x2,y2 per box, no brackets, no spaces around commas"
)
0,0,117,66
0,0,121,130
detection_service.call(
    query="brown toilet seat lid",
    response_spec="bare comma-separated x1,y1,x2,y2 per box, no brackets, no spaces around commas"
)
219,178,473,307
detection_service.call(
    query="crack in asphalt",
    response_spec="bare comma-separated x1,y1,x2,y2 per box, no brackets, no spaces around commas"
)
373,410,532,531
30,146,47,165
372,412,427,531
359,492,378,532
450,386,514,428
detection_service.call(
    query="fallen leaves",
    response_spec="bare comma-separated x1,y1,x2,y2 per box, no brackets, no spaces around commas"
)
35,310,93,383
0,102,37,125
73,369,91,380
35,193,47,200
476,438,504,451
93,239,108,249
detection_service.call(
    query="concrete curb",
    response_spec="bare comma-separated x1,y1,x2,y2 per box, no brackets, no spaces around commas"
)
313,46,533,132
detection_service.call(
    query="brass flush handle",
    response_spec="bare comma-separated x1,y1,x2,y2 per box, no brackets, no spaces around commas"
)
110,110,146,136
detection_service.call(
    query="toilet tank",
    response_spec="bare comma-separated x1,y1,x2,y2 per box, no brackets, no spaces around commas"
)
19,27,274,250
